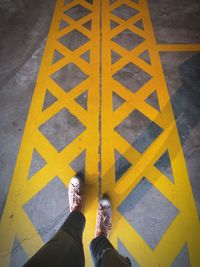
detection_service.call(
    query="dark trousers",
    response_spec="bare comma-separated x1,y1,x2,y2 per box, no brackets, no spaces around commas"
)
23,211,131,267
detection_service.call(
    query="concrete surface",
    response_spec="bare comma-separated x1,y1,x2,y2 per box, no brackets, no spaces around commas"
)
0,0,56,219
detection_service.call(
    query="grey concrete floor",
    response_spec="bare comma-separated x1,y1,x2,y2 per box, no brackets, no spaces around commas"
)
0,0,200,266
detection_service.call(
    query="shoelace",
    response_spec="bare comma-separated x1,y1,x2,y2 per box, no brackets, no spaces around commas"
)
97,207,112,231
71,184,81,209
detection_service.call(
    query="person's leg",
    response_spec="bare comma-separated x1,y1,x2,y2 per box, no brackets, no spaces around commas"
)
89,197,131,267
23,177,85,267
90,235,114,266
61,210,85,243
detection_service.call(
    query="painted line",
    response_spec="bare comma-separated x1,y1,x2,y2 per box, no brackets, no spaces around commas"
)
157,44,200,52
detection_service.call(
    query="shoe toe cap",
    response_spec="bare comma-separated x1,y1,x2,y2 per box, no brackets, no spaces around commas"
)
100,198,111,208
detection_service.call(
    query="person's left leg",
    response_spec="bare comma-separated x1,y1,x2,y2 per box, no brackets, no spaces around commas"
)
23,177,85,267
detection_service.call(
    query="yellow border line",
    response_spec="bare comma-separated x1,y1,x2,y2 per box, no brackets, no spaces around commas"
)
157,44,200,51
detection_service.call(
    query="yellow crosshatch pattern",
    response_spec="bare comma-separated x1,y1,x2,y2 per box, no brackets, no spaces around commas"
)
0,0,200,266
0,0,100,266
101,1,200,266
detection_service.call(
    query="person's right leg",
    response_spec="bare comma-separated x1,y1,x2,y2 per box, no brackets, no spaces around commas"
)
90,197,132,267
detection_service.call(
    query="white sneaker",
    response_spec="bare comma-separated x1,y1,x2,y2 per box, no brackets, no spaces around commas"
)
68,176,83,212
95,197,112,237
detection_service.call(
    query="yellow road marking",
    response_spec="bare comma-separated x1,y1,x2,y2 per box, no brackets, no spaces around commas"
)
0,0,200,266
101,0,200,266
0,0,100,266
157,44,200,51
